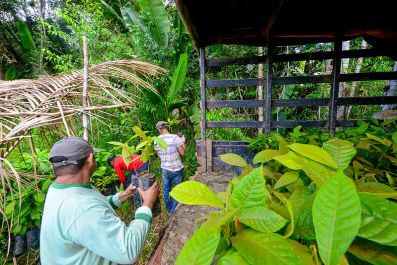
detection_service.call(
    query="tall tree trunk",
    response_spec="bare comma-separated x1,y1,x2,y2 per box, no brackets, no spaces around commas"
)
257,47,264,134
337,41,350,120
38,0,46,74
382,62,397,111
346,40,367,119
82,36,89,140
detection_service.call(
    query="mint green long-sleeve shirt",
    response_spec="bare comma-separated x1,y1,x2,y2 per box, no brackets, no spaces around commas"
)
40,183,152,265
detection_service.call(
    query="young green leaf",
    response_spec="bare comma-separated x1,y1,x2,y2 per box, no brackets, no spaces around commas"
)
348,240,397,265
132,126,147,140
140,146,150,162
356,182,397,200
276,135,290,153
175,226,220,265
170,181,224,208
108,141,127,147
322,139,357,170
273,152,303,170
287,239,313,265
135,140,148,150
232,229,303,265
239,164,253,178
313,170,361,265
237,206,288,233
295,209,316,241
220,153,247,168
289,143,337,169
392,131,397,144
296,153,335,187
366,133,392,147
253,149,283,164
154,136,168,150
229,167,268,210
122,148,132,165
358,193,397,246
274,171,299,190
288,186,313,217
217,249,249,265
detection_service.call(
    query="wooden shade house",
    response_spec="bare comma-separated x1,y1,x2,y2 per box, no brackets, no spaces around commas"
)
175,0,397,171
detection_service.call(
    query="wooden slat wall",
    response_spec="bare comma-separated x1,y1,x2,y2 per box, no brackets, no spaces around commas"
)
199,44,397,170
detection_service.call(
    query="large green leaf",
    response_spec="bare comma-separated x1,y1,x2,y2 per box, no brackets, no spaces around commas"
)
229,167,268,210
289,143,337,169
140,145,151,162
217,249,249,265
220,153,247,168
277,152,335,186
313,170,361,265
366,133,392,147
168,53,188,102
121,3,154,44
392,131,397,144
274,171,299,189
237,206,288,233
175,226,220,265
348,240,397,265
253,149,282,164
358,193,397,246
16,21,36,50
108,141,127,147
232,229,303,265
322,139,357,170
276,135,290,153
170,181,224,208
295,209,316,241
356,182,397,200
138,0,170,47
274,152,303,170
289,186,313,217
287,239,314,265
122,148,132,165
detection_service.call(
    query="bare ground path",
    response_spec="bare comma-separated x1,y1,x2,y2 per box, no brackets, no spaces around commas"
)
147,170,234,265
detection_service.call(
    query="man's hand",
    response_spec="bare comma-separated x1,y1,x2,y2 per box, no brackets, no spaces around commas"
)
118,184,136,203
138,182,160,209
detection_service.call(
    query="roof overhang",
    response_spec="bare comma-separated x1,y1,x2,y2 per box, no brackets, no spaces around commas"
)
175,0,397,57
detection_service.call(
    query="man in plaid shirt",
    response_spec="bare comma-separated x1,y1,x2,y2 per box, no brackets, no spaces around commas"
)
155,121,185,213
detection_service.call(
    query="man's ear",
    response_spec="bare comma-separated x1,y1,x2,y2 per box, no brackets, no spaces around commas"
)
87,153,94,165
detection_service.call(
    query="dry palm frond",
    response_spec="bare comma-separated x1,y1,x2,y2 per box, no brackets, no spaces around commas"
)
0,59,165,156
0,157,22,258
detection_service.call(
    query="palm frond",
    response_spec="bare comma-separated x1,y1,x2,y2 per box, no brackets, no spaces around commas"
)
0,59,165,153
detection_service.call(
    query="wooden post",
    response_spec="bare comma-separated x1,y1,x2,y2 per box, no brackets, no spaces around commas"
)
199,48,207,171
265,43,273,134
330,39,342,135
82,36,89,141
257,47,264,134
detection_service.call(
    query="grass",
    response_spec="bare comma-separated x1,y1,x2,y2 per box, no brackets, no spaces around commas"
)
116,182,171,265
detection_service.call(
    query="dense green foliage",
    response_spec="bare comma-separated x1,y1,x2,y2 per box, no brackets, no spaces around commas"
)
171,123,397,265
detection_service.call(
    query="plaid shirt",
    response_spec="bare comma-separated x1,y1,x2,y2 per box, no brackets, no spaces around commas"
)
155,133,184,171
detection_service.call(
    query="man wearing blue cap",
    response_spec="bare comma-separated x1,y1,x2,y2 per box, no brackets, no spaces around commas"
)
40,137,160,265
